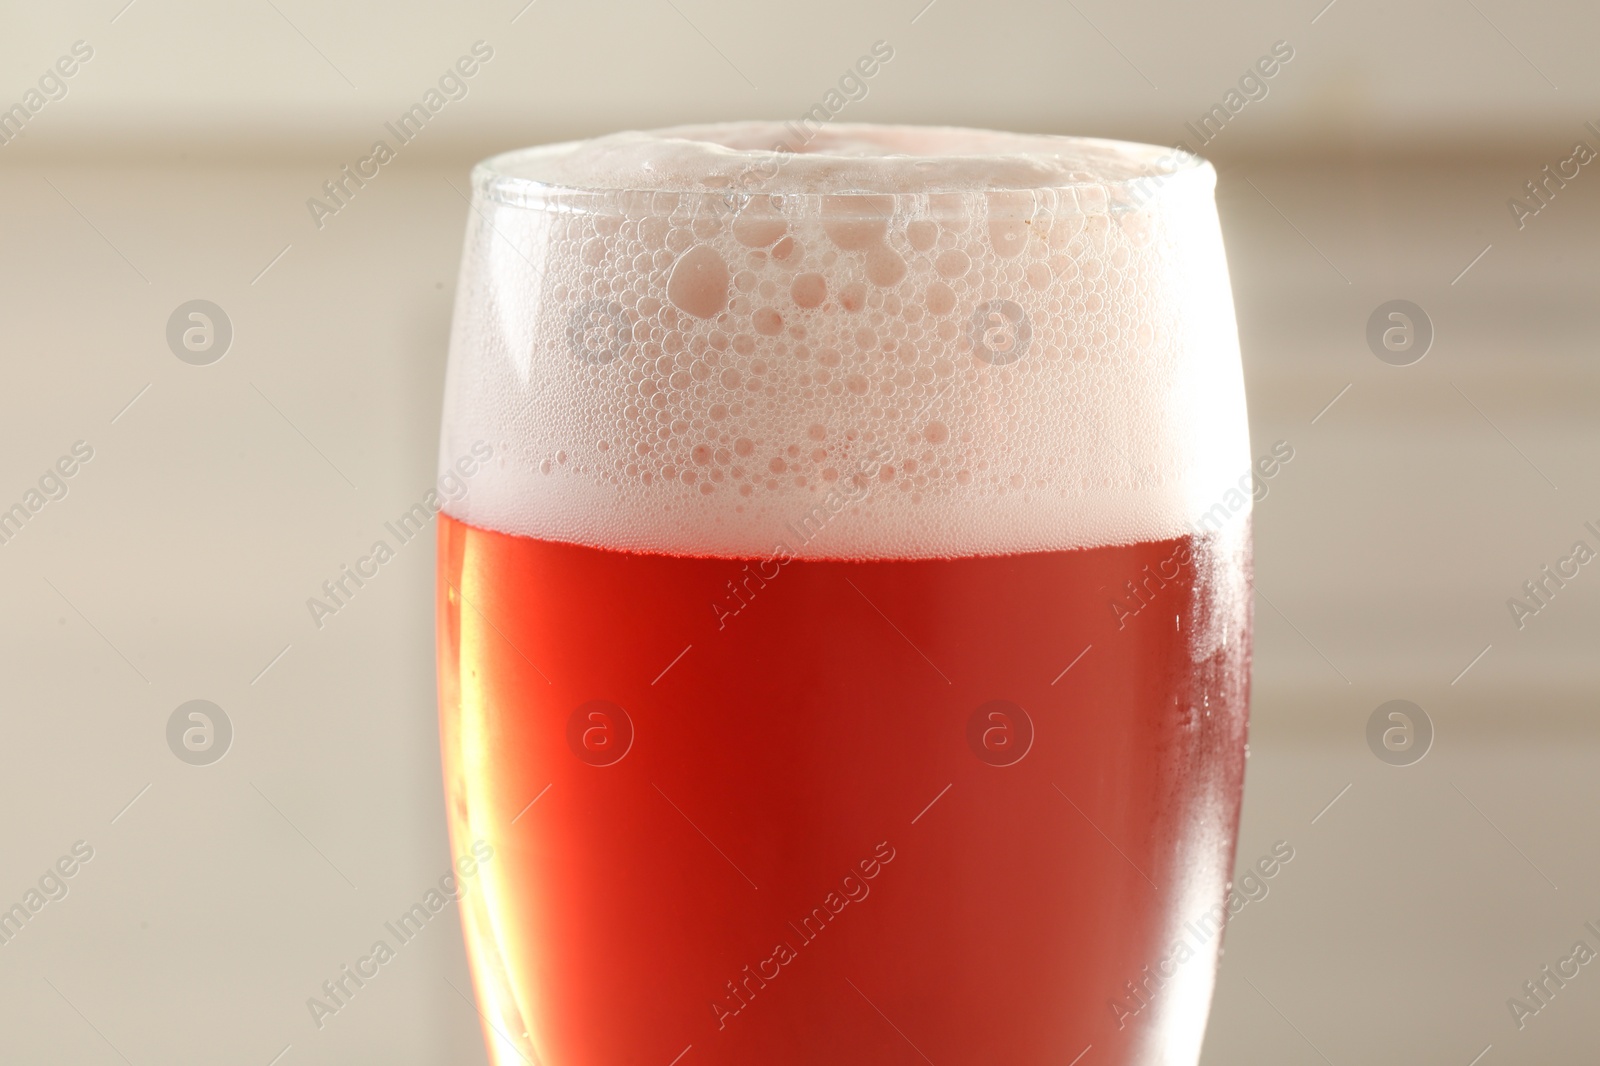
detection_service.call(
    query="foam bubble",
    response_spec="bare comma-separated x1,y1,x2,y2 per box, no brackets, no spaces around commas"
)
440,123,1250,559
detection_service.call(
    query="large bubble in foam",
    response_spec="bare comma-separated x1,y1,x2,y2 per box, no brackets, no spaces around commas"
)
439,123,1250,559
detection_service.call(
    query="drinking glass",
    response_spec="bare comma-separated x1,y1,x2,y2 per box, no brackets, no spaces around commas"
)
436,123,1252,1065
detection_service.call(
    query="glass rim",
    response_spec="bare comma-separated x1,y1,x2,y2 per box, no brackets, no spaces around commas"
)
470,123,1214,217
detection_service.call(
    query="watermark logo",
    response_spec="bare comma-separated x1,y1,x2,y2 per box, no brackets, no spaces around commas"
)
1507,524,1599,630
166,300,232,365
1366,699,1432,766
967,699,1034,766
711,441,892,632
305,42,495,230
1110,839,1294,1029
167,699,232,765
1179,40,1296,149
307,442,492,630
1506,915,1600,1030
0,440,94,548
703,39,896,216
567,299,632,364
0,840,95,948
1507,126,1598,231
306,840,494,1029
711,840,896,1030
567,700,633,766
1365,299,1431,366
969,300,1030,365
0,40,94,149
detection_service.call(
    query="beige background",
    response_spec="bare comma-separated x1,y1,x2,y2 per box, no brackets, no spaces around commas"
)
1,0,1597,1063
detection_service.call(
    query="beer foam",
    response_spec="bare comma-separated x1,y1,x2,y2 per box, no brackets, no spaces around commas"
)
440,123,1250,559
479,122,1193,196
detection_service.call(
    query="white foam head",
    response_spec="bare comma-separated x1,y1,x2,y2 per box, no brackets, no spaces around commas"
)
440,123,1250,559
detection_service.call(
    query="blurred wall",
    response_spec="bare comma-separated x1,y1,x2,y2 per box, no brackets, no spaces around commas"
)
3,0,1596,160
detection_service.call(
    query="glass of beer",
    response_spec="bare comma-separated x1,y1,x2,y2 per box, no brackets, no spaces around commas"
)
436,123,1252,1065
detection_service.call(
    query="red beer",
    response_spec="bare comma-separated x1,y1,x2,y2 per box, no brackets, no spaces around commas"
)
438,522,1248,1064
437,124,1252,1064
